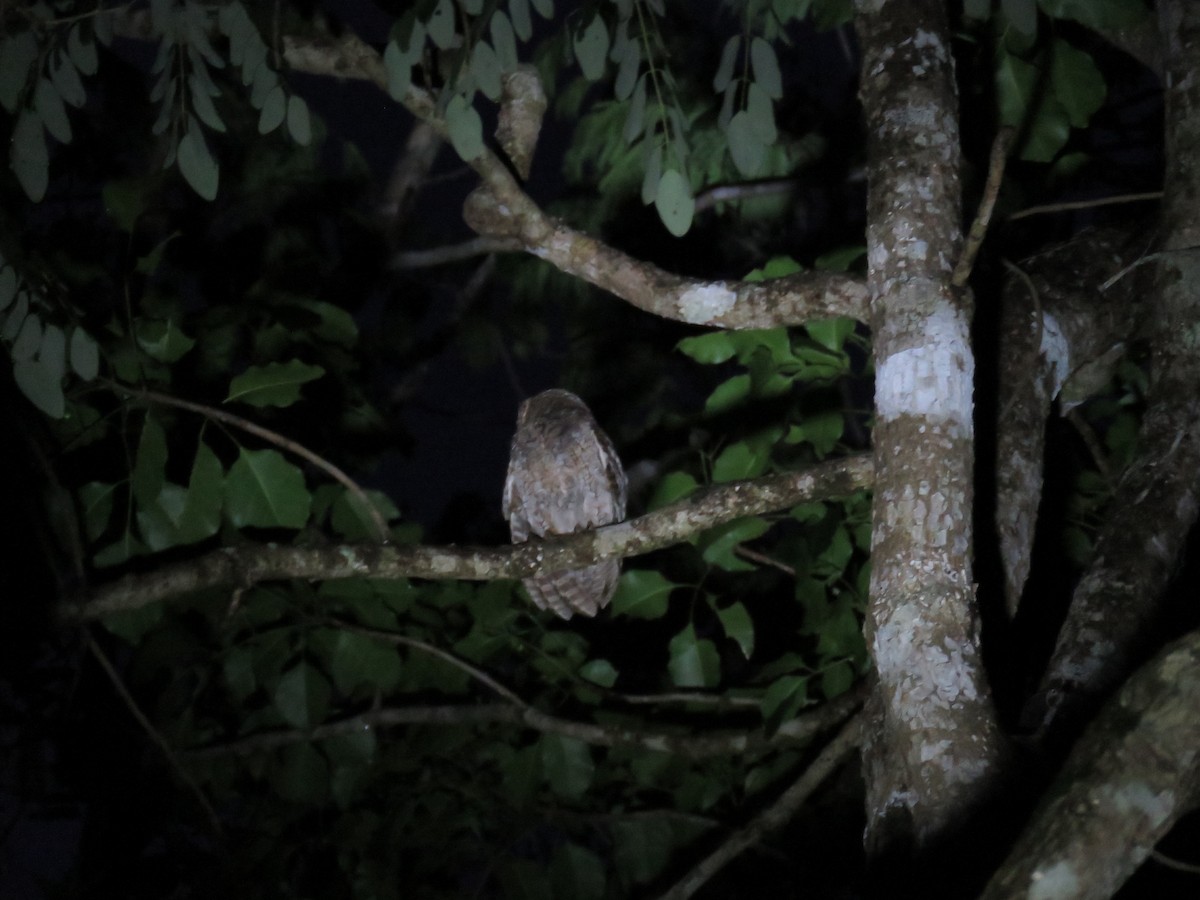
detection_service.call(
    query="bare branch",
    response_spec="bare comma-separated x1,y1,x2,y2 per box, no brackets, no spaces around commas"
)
62,455,872,623
390,236,523,269
983,630,1200,899
658,712,864,899
185,681,867,762
88,633,223,835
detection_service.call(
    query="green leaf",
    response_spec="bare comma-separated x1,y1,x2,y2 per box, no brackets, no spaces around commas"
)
50,53,86,109
180,441,224,541
189,74,226,132
699,516,771,571
712,436,773,482
445,93,485,161
471,40,503,100
613,819,677,886
1051,39,1105,128
271,742,329,804
995,51,1036,129
383,40,413,100
258,85,286,133
646,471,698,510
0,31,37,113
67,24,99,75
806,316,855,352
177,127,219,200
574,15,610,81
750,37,782,99
611,569,676,619
821,659,855,698
427,0,457,50
274,662,332,728
510,0,533,40
223,645,257,701
491,11,519,71
762,674,808,726
550,844,605,900
69,326,100,379
677,331,736,364
814,245,866,271
727,110,766,176
654,167,694,237
704,373,751,414
136,318,195,362
530,0,554,18
224,448,312,529
786,410,844,456
745,82,777,144
614,39,640,101
330,631,403,694
578,658,618,687
668,623,720,688
133,416,168,508
715,601,754,658
330,489,399,541
11,312,41,361
13,354,65,418
1002,0,1038,36
540,734,593,798
80,482,116,541
225,360,325,407
11,110,49,202
713,35,740,92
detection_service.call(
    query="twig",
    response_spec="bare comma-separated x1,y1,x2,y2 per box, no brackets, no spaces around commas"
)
184,679,866,762
87,632,223,836
390,236,523,269
1065,408,1116,486
657,711,864,899
335,621,526,706
953,127,1014,288
733,545,797,577
1150,849,1200,875
112,383,391,544
999,258,1044,422
694,178,797,214
1008,191,1162,222
1099,245,1200,291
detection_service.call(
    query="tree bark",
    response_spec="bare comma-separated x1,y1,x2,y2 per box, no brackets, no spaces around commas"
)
854,0,1003,851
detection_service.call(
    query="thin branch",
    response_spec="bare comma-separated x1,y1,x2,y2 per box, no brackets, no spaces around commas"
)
390,236,523,269
184,685,866,762
657,711,864,900
116,383,391,543
87,633,223,836
336,621,526,706
62,454,873,623
1008,191,1162,221
693,178,798,214
734,545,798,577
953,127,1014,288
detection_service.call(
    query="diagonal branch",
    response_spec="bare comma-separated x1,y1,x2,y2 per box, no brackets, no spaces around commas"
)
658,712,864,899
280,32,870,329
61,455,872,623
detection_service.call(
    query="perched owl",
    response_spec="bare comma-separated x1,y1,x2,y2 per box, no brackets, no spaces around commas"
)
503,389,628,618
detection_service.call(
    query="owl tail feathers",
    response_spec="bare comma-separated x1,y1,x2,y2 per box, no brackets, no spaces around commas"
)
522,560,620,619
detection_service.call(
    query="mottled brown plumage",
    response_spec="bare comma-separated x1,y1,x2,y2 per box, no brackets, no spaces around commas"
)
502,390,627,618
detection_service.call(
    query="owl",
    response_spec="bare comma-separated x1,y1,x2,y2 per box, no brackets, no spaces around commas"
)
503,389,628,619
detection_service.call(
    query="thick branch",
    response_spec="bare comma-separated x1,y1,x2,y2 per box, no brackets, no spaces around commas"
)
983,630,1200,899
281,32,869,329
855,0,1003,852
1025,0,1200,736
62,456,872,623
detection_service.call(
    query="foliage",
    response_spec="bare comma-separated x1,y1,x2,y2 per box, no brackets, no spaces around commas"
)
0,0,1169,897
